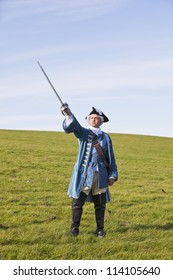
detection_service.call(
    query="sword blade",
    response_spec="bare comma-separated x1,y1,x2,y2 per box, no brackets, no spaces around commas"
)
37,61,64,105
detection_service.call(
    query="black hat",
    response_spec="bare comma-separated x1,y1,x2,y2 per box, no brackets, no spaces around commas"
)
86,107,109,122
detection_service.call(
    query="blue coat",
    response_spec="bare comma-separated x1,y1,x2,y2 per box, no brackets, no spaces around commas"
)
63,116,118,202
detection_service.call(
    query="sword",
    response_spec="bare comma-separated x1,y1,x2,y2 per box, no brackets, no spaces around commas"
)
37,61,64,105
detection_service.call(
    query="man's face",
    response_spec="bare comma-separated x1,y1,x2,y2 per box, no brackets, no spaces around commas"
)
88,114,102,128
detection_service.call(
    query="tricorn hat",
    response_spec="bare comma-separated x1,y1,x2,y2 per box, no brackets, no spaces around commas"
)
86,107,109,122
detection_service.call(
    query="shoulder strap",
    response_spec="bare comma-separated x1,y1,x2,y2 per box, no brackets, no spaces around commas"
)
93,138,109,168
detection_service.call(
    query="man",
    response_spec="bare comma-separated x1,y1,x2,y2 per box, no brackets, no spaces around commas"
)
61,104,118,237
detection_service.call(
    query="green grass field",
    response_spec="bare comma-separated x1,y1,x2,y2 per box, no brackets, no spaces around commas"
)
0,129,173,260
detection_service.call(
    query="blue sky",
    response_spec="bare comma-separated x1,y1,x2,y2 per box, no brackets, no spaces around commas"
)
0,0,173,137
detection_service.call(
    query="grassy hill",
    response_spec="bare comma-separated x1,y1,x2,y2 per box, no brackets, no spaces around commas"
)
0,129,173,260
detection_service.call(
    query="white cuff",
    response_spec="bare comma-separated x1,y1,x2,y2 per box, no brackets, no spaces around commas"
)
64,114,74,128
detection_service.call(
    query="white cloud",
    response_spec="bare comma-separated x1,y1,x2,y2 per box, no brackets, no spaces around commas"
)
1,56,173,101
48,57,173,93
0,113,62,131
2,0,130,23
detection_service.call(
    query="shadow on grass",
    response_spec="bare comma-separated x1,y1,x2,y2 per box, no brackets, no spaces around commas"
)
0,224,9,230
116,222,173,233
135,222,173,231
0,216,59,231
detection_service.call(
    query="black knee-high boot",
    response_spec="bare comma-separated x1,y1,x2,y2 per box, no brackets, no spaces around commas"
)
70,192,87,236
93,193,106,237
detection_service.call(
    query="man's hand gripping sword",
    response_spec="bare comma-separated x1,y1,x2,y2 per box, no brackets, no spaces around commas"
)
37,61,71,116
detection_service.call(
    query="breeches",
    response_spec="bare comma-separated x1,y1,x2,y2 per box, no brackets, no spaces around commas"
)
81,171,107,196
